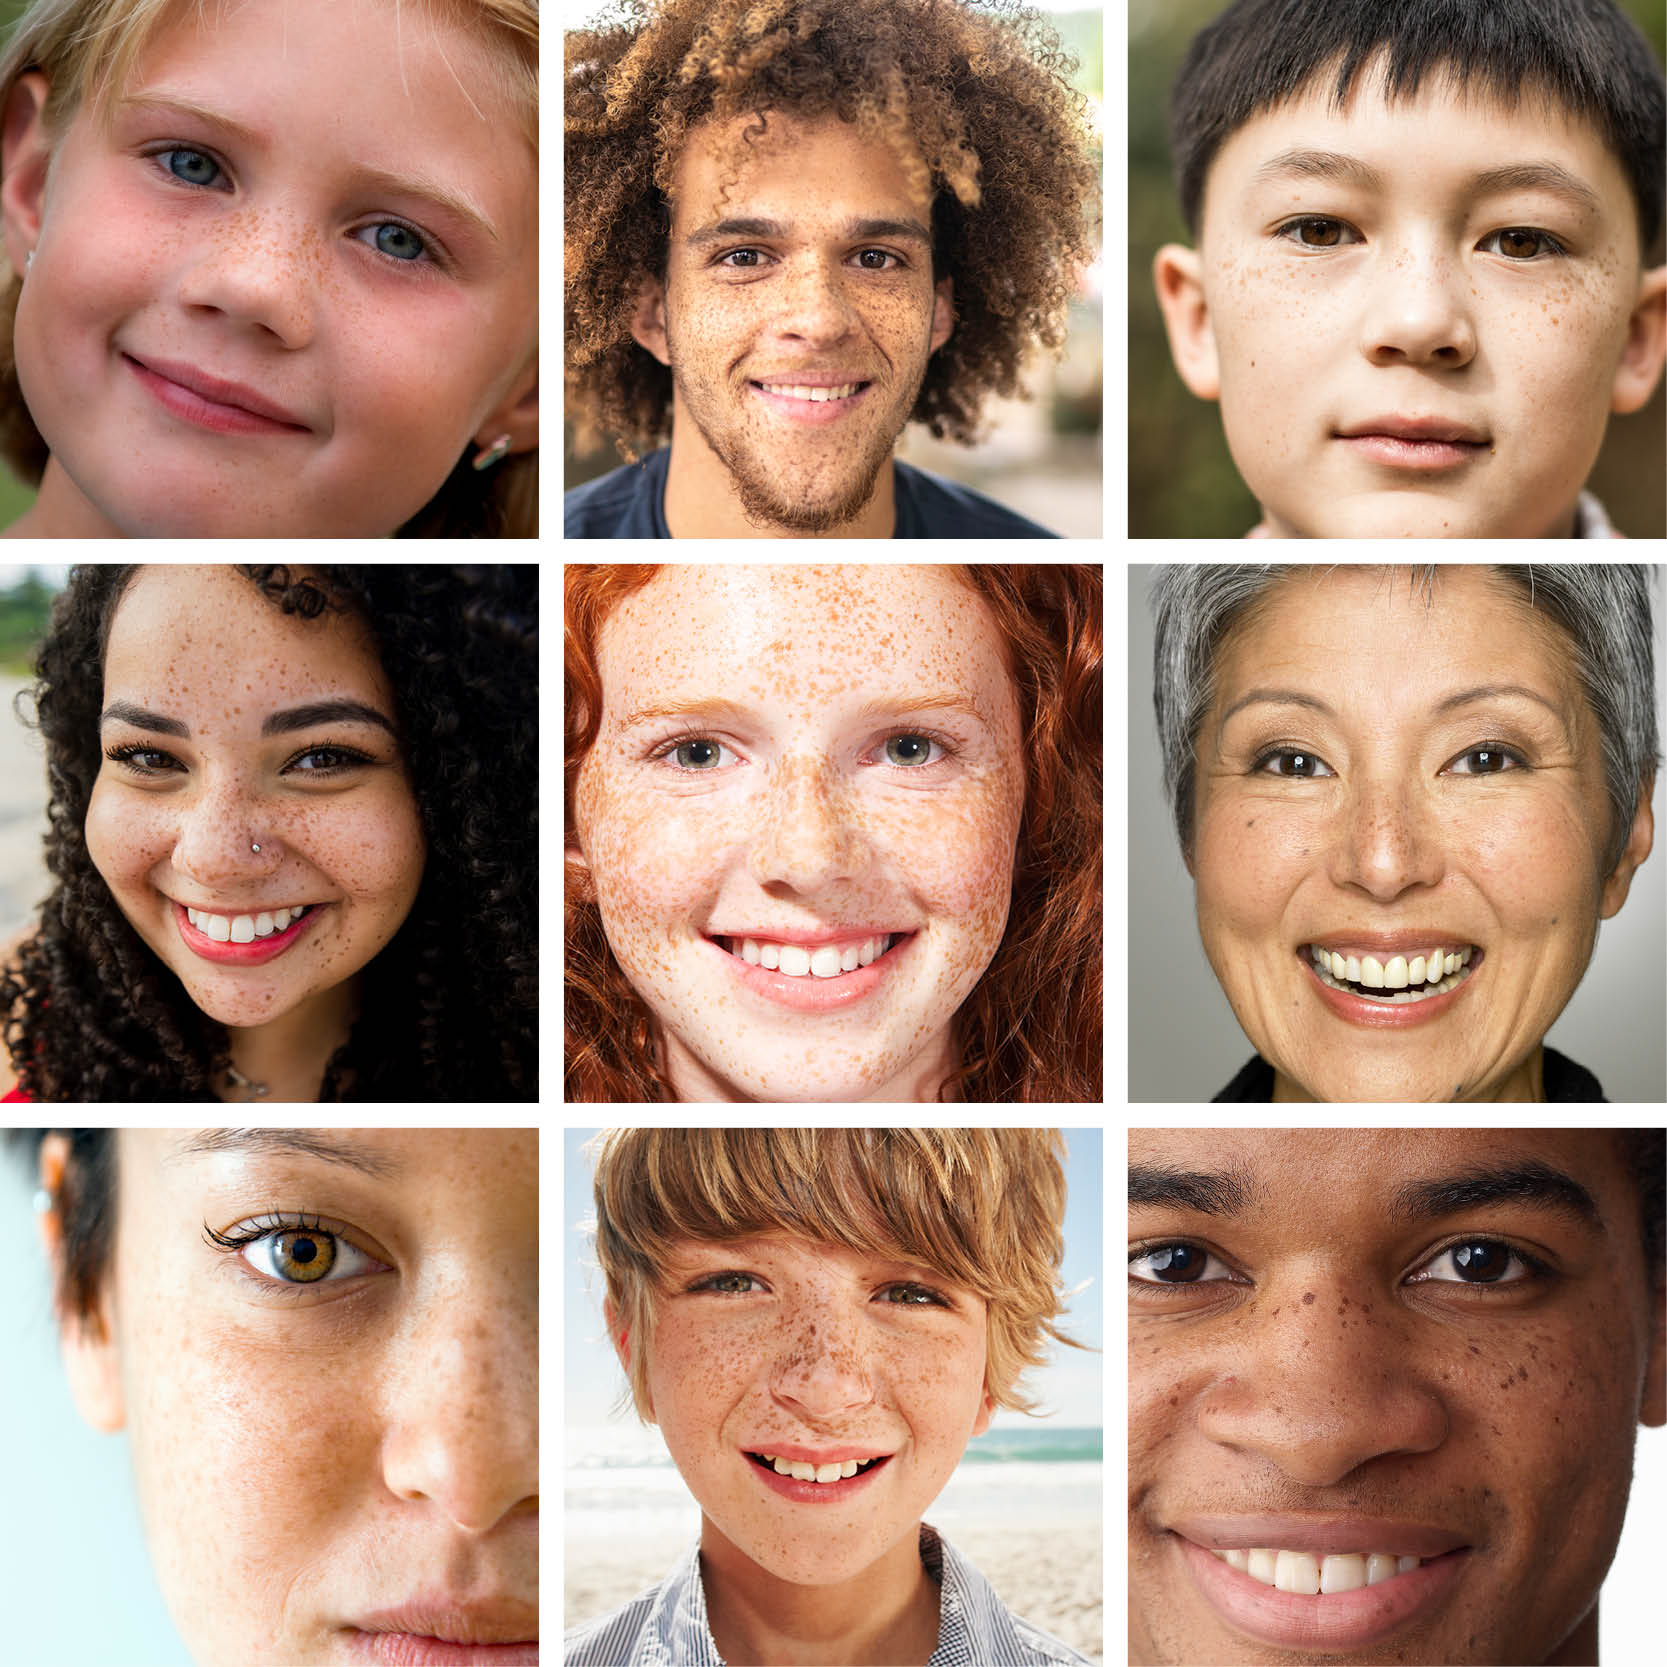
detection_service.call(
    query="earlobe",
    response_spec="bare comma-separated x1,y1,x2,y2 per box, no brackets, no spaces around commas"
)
1599,771,1654,919
1,70,52,279
473,357,538,460
929,276,955,355
630,276,671,367
1611,264,1667,415
1153,243,1221,401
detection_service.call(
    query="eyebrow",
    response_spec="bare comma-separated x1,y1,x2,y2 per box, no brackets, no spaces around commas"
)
1129,1163,1258,1215
1217,683,1571,745
683,214,933,250
116,93,502,246
101,699,397,739
1250,148,1604,219
617,693,991,731
169,1129,400,1178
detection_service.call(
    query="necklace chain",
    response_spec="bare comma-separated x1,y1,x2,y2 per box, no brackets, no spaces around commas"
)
223,1063,270,1098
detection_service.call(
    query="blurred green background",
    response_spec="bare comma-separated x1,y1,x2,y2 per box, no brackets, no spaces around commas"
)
1129,0,1667,539
0,0,31,527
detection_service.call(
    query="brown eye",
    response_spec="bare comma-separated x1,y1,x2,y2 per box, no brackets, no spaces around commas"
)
1495,229,1545,260
270,1228,336,1282
1296,218,1343,247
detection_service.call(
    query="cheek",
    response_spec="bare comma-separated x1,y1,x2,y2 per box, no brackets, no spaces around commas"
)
1454,796,1603,923
1193,799,1312,934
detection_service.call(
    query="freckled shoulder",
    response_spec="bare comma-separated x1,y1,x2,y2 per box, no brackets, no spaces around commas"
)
0,920,35,1096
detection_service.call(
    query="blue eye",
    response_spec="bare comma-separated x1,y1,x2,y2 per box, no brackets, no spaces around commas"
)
371,222,428,262
162,148,221,187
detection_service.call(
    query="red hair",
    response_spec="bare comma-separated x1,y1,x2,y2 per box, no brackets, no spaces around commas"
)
564,564,1102,1102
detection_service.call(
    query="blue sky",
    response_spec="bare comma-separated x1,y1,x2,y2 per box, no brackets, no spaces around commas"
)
564,1127,1102,1428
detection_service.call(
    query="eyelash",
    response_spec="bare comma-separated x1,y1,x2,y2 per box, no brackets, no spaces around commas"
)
647,726,961,774
103,741,376,778
203,1211,384,1295
688,1271,951,1307
1272,216,1568,261
714,247,906,272
1248,742,1528,778
142,144,443,269
1127,1236,1553,1292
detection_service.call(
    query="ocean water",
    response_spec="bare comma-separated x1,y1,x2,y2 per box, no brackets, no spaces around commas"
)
565,1422,1102,1542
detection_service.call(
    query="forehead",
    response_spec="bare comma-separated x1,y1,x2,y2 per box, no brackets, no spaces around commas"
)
666,108,932,229
1204,59,1634,240
596,564,1016,719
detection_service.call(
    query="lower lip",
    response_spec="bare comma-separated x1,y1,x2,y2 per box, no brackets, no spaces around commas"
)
1176,1534,1470,1652
748,382,873,425
1303,949,1480,1028
747,1452,892,1505
343,1634,537,1666
1339,434,1488,470
174,901,325,965
705,933,913,1012
126,354,306,436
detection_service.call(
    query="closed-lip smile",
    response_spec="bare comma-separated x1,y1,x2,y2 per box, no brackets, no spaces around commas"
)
1337,415,1488,445
125,351,310,429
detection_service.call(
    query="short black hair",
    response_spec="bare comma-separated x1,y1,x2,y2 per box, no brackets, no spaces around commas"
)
1169,0,1666,259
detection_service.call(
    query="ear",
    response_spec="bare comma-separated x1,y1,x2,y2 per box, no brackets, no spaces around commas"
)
473,354,537,458
1599,768,1654,919
1611,264,1667,415
37,1135,124,1435
1153,242,1221,401
929,275,954,355
970,1390,995,1440
630,275,671,367
605,1296,654,1420
1,70,52,279
566,842,596,904
1643,1270,1666,1427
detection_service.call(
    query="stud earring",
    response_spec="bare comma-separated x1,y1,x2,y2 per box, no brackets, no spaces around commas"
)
472,432,513,472
23,250,33,274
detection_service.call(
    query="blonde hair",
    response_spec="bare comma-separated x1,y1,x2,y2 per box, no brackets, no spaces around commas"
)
0,0,538,534
588,1127,1083,1420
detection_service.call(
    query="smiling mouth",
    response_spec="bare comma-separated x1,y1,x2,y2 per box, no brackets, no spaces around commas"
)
712,933,905,977
746,1451,890,1483
1303,943,1479,1003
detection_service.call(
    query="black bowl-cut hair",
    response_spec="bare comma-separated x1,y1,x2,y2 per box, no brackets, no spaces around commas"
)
1169,0,1666,260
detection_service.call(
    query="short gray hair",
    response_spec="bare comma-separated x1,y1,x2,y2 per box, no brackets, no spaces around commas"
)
1152,565,1660,873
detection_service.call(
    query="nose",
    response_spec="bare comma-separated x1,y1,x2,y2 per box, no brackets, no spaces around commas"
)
767,256,860,349
380,1281,538,1532
170,773,289,892
748,754,870,891
769,1306,876,1422
174,205,317,349
1326,772,1446,901
1196,1282,1447,1486
1358,241,1476,368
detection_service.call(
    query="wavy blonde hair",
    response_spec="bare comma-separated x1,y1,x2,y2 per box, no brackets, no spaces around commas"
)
587,1127,1085,1420
0,0,538,534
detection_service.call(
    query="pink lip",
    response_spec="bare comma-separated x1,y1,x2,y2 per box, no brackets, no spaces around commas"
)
345,1600,537,1666
173,899,325,965
1174,1532,1471,1652
343,1638,536,1667
1338,434,1487,470
702,930,913,1012
748,379,873,425
1339,416,1488,444
126,352,310,433
1302,945,1482,1028
1306,931,1475,957
745,1450,893,1505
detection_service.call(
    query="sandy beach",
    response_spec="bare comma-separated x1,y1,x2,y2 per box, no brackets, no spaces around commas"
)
564,1513,1104,1662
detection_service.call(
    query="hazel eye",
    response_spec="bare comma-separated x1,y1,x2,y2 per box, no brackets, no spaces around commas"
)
238,1226,382,1286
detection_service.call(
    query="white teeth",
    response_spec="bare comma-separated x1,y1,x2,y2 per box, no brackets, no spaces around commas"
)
758,382,861,401
1307,944,1475,1004
761,1454,868,1483
732,935,893,976
1216,1547,1426,1590
186,903,310,942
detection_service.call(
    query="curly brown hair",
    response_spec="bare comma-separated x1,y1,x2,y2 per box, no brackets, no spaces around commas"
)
564,562,1102,1103
565,0,1100,461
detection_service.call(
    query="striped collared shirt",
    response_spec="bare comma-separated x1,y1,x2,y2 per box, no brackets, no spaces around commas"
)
564,1522,1095,1666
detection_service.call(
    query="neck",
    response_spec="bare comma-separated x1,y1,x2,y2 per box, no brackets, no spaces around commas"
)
219,978,360,1103
1271,1043,1546,1103
3,457,127,538
1545,1600,1598,1664
660,420,897,539
698,1517,939,1667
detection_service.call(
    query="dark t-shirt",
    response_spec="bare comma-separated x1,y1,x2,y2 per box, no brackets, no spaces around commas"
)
564,447,1060,539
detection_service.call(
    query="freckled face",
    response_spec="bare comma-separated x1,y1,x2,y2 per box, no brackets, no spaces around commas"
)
1192,566,1632,1102
1129,1128,1663,1667
90,1129,538,1666
85,565,426,1032
644,110,953,533
644,1235,993,1586
8,0,536,535
1194,66,1658,537
572,564,1027,1103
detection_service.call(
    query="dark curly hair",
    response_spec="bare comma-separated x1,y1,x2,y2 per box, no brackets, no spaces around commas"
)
565,0,1101,461
0,566,537,1101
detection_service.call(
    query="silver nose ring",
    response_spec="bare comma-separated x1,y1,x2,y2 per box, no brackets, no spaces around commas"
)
251,842,262,854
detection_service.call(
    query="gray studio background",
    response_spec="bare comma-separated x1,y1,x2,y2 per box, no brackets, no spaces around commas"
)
0,1145,190,1666
1128,565,1667,1102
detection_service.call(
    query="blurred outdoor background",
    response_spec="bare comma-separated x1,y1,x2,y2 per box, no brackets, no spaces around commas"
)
562,0,1105,537
0,1,33,529
0,564,58,944
1129,0,1667,538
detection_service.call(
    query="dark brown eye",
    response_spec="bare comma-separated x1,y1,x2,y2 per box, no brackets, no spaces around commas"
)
1297,218,1343,246
1132,1243,1215,1283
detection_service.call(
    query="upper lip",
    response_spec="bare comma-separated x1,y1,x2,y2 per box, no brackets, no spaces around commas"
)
708,926,910,947
1336,415,1488,444
350,1601,538,1646
749,370,873,387
745,1443,894,1463
1170,1514,1472,1559
128,351,310,427
1303,931,1476,955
